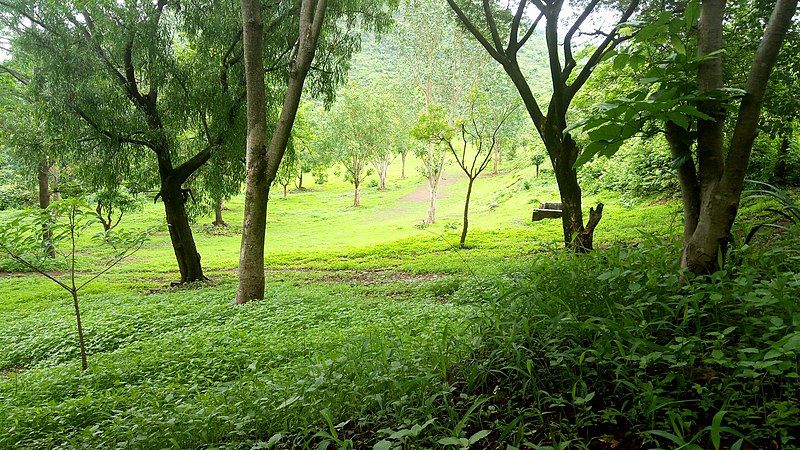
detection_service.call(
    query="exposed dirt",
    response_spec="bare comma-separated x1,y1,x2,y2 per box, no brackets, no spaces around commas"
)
1,366,25,378
402,175,458,202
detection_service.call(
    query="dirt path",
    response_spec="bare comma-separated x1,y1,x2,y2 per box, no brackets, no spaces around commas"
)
401,175,459,202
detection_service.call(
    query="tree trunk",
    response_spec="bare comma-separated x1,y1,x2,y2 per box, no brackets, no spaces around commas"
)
354,181,361,207
213,198,227,227
283,184,288,199
71,289,88,371
492,142,501,175
50,164,61,202
665,121,701,259
236,0,327,304
37,161,55,258
682,0,797,274
427,179,439,224
401,152,407,178
379,165,387,190
162,183,206,283
237,0,272,303
548,133,591,248
460,177,474,247
297,171,304,189
535,164,539,178
773,134,790,184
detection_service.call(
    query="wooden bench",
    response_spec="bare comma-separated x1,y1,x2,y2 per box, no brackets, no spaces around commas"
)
532,202,563,221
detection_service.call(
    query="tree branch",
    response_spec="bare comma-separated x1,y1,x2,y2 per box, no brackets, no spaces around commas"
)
445,0,504,62
565,0,640,104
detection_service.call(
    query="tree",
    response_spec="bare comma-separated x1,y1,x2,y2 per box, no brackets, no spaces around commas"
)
94,187,140,233
575,0,798,273
411,105,450,224
445,0,643,250
436,86,515,247
1,0,248,283
236,0,396,303
274,140,299,199
0,60,58,257
293,102,330,190
0,199,147,371
321,84,381,206
531,151,545,178
398,0,487,223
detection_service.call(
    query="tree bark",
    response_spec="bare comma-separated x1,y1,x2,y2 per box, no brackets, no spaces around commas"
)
401,151,407,178
683,0,797,274
162,182,206,283
297,171,304,189
535,164,540,177
237,0,269,303
665,121,701,259
37,160,55,258
492,142,501,175
460,177,474,247
354,180,361,207
236,0,327,304
426,173,440,224
379,168,387,190
213,198,227,227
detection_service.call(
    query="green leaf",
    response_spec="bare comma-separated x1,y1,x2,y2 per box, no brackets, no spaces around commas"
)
710,410,726,450
437,437,466,446
373,440,393,450
666,111,689,129
468,430,491,444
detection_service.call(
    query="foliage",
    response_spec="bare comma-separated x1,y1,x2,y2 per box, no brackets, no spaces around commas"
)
274,140,299,198
742,181,800,244
581,136,680,200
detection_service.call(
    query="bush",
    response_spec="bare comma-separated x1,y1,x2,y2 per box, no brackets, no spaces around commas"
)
581,136,679,200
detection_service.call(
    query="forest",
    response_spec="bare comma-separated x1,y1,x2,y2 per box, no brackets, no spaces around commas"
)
0,0,798,448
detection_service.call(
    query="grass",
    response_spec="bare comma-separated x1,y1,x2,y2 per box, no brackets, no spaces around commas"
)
4,154,795,448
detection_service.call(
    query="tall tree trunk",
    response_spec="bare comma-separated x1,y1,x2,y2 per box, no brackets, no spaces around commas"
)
283,184,288,199
460,177,474,247
683,0,797,274
237,0,269,303
401,151,407,178
50,164,61,202
773,134,790,184
213,198,227,227
37,161,55,258
162,182,206,283
535,164,539,177
236,0,327,304
297,171,304,189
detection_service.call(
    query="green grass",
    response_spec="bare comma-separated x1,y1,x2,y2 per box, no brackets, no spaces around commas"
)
1,154,742,449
